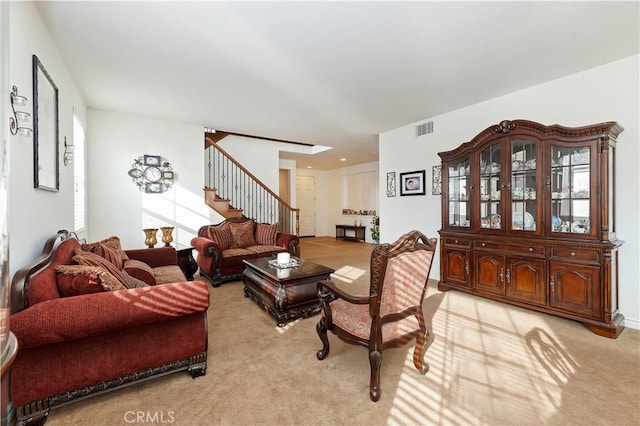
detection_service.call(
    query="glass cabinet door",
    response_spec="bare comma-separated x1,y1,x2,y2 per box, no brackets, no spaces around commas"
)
511,139,537,232
447,159,471,228
479,143,502,229
550,144,591,234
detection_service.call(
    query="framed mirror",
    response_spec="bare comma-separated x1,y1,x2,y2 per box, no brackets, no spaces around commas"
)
32,54,59,191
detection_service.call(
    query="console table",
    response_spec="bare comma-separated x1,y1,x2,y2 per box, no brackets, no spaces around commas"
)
335,225,366,242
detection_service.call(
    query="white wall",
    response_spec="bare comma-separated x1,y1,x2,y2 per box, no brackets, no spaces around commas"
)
279,158,297,207
379,55,640,328
8,1,86,277
87,110,208,249
218,136,281,192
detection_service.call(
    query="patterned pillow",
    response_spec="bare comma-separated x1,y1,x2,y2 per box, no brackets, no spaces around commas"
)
55,264,127,296
81,236,129,269
123,259,157,286
73,249,131,289
255,223,278,245
206,222,233,250
228,220,256,248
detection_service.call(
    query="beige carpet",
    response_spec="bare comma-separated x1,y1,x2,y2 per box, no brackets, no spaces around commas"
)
46,237,639,426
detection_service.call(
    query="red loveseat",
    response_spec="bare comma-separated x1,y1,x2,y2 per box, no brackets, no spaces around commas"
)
191,217,299,287
9,231,209,426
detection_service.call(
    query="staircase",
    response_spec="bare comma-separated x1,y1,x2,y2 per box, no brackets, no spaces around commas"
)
204,136,299,235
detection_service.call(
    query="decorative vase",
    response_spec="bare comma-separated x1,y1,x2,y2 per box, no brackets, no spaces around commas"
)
143,228,158,248
160,226,174,247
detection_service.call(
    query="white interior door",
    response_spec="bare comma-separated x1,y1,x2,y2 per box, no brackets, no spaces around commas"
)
296,175,316,237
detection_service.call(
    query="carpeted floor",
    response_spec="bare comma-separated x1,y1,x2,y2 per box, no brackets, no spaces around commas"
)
45,237,640,426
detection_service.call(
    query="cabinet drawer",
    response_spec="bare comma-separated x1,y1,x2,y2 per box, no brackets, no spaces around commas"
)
475,241,544,255
551,248,599,262
443,237,471,248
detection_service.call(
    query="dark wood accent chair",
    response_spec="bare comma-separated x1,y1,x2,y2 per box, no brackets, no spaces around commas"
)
316,230,438,401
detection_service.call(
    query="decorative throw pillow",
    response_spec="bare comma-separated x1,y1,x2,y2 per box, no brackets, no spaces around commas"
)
123,259,157,286
255,223,278,245
55,264,127,296
206,222,233,250
228,220,256,249
81,236,129,269
73,249,131,289
125,273,150,289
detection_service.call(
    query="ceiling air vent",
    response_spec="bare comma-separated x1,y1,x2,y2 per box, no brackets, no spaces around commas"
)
416,121,434,136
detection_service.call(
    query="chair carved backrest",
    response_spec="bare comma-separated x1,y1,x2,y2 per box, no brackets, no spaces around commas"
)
369,230,437,320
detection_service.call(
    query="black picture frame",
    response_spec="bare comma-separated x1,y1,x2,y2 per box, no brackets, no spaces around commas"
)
399,170,426,196
33,55,59,191
386,172,396,197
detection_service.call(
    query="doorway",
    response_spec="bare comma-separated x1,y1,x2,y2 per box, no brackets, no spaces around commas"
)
296,175,316,237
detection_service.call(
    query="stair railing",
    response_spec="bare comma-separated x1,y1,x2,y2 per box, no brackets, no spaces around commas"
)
205,141,299,235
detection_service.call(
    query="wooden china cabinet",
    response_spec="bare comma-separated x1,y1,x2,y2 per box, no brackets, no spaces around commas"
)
438,120,624,338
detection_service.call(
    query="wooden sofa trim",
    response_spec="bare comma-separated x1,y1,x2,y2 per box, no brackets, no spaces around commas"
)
10,230,73,313
16,352,208,426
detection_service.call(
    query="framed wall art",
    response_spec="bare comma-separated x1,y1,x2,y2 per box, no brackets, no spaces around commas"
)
32,55,59,191
432,165,442,195
399,170,425,196
386,172,396,197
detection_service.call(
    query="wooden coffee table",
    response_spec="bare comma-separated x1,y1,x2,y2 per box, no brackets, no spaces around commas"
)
242,257,335,326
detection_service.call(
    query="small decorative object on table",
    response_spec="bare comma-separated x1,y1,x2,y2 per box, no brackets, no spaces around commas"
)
160,226,174,246
143,228,158,248
267,255,304,269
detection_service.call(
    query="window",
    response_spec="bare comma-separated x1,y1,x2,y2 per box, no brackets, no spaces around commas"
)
73,115,86,232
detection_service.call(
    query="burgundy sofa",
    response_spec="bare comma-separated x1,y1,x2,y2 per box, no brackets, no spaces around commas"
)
9,231,209,426
191,217,299,286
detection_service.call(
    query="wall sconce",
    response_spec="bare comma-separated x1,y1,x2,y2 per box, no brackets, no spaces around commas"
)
63,137,74,166
9,85,33,136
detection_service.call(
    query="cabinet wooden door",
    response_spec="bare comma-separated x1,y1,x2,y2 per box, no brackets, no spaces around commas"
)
442,248,470,287
478,141,504,231
473,252,504,295
549,262,601,318
445,158,472,229
509,138,543,236
506,257,546,305
548,141,596,238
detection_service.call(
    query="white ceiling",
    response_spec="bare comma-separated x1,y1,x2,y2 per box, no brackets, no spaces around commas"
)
35,1,639,170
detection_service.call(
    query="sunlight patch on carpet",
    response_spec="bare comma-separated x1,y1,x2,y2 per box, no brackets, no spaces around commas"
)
384,295,580,425
331,265,366,283
275,318,301,334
